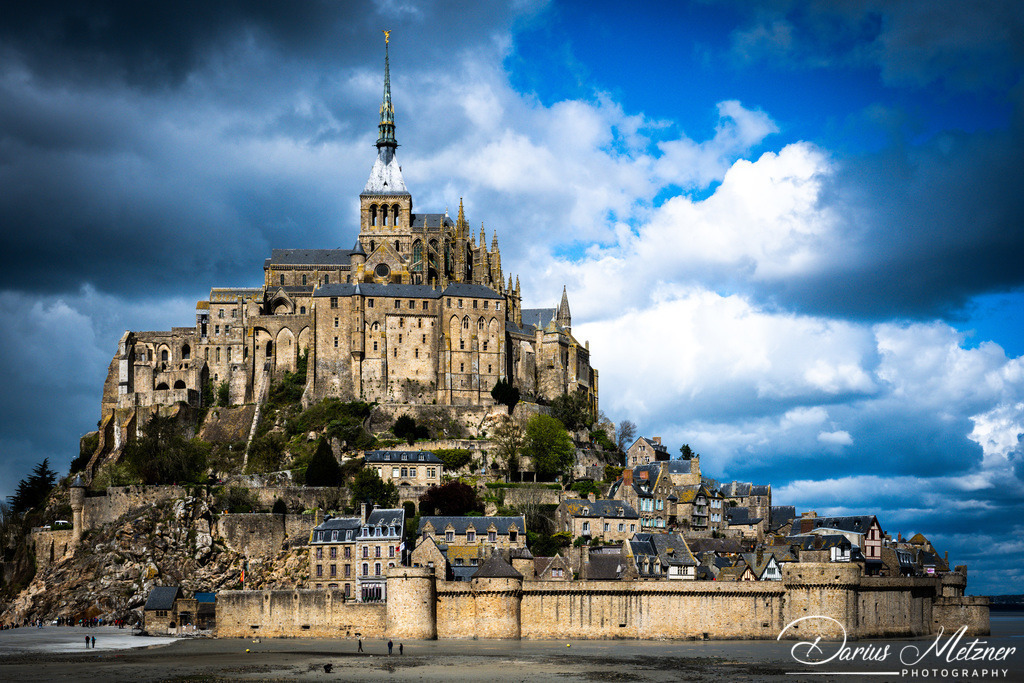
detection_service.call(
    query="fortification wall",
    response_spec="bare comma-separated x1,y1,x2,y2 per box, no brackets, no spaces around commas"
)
216,514,286,559
83,485,188,529
216,589,385,638
520,581,785,640
932,596,990,637
214,565,981,642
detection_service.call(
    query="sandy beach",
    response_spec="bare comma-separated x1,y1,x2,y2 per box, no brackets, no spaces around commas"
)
0,616,1020,682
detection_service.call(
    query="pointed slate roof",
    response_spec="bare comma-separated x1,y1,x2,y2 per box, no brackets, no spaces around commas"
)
471,553,522,579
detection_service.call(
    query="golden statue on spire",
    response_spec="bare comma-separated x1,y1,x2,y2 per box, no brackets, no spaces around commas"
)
383,29,390,44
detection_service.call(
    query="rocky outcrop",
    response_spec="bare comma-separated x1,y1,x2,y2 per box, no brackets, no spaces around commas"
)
0,494,306,625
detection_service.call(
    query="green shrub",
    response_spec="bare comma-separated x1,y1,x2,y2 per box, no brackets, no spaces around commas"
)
431,448,472,471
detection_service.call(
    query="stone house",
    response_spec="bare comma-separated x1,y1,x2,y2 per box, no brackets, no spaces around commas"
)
143,586,184,634
364,450,443,487
626,436,670,467
608,459,704,531
416,515,526,549
308,504,404,600
409,535,450,577
309,516,361,595
669,484,725,533
726,506,764,542
627,532,698,580
555,498,639,543
720,482,772,524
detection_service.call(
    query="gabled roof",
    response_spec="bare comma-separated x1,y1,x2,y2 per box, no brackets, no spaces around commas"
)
418,515,525,536
311,516,361,543
717,566,753,581
585,554,629,580
472,553,522,579
638,437,669,454
561,499,638,519
144,586,183,611
365,450,443,465
630,532,697,567
738,552,780,579
269,248,355,266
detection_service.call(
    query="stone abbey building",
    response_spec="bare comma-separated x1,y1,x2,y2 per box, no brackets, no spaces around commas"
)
94,37,598,462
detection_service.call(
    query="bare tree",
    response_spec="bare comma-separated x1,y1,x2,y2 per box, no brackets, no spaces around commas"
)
616,419,637,453
493,413,527,482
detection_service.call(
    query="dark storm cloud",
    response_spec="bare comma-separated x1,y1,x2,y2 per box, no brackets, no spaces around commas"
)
766,111,1024,320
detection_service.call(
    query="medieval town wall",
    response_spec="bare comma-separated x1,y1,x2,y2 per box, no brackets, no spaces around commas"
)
28,529,74,570
216,589,385,638
215,563,988,641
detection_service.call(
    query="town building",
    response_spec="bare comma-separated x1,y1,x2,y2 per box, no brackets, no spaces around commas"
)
308,504,405,600
794,513,884,574
626,436,670,467
628,532,698,580
555,498,639,543
364,450,443,486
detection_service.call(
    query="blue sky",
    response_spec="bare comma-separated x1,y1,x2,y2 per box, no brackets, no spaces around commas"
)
1,1,1022,594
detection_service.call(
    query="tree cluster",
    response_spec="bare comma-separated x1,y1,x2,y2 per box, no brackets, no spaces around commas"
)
524,414,575,479
490,379,520,415
550,392,594,433
393,415,429,445
305,438,343,486
8,459,57,514
350,468,398,510
419,481,482,516
122,416,208,485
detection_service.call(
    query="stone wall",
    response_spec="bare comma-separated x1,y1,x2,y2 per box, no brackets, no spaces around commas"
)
215,563,988,641
82,486,189,530
216,589,385,638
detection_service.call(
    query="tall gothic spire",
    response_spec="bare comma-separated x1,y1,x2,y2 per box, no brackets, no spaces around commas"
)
377,30,397,149
362,31,408,195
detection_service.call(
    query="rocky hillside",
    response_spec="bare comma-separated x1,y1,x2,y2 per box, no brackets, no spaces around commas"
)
1,495,307,625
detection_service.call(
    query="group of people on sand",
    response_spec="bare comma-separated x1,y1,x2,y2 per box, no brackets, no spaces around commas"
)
356,638,404,656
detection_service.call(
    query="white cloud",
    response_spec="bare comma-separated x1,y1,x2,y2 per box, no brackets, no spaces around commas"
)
817,430,853,446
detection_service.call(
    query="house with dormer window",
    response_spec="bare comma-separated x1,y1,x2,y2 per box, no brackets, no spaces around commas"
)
364,450,443,487
415,515,526,550
556,497,639,543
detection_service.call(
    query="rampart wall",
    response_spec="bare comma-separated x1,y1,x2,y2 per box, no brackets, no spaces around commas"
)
216,563,989,641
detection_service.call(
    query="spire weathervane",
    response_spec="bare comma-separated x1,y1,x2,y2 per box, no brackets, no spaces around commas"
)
383,29,390,43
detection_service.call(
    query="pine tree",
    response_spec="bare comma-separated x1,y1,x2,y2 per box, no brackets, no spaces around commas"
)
305,438,343,487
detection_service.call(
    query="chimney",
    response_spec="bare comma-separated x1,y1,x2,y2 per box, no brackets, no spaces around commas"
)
653,437,661,445
801,510,817,519
587,492,596,503
623,469,633,486
582,544,591,579
945,551,949,562
360,502,367,524
898,532,903,542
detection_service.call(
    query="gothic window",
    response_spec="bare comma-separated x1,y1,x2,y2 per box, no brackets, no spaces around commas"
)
477,319,484,329
462,316,469,329
216,347,221,362
204,348,209,361
412,241,423,272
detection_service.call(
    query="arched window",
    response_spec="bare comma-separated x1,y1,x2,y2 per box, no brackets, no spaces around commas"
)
173,380,186,389
300,306,306,315
412,241,423,271
161,349,169,362
369,240,376,252
381,205,389,226
478,319,484,329
370,204,378,226
463,317,469,329
181,344,190,360
392,204,401,226
394,240,400,253
156,382,169,390
266,341,273,357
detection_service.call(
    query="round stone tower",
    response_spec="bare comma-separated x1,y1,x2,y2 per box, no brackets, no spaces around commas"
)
385,565,437,640
70,474,86,546
470,554,523,639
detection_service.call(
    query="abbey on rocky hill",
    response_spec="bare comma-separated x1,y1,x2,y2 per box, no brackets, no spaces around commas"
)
95,36,598,464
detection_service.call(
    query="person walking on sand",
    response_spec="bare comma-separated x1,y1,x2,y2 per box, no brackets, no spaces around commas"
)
357,638,363,653
91,636,96,649
85,635,90,648
399,643,403,655
388,639,393,656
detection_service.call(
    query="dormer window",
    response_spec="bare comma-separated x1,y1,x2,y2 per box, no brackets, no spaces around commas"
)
582,507,589,516
445,530,454,543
